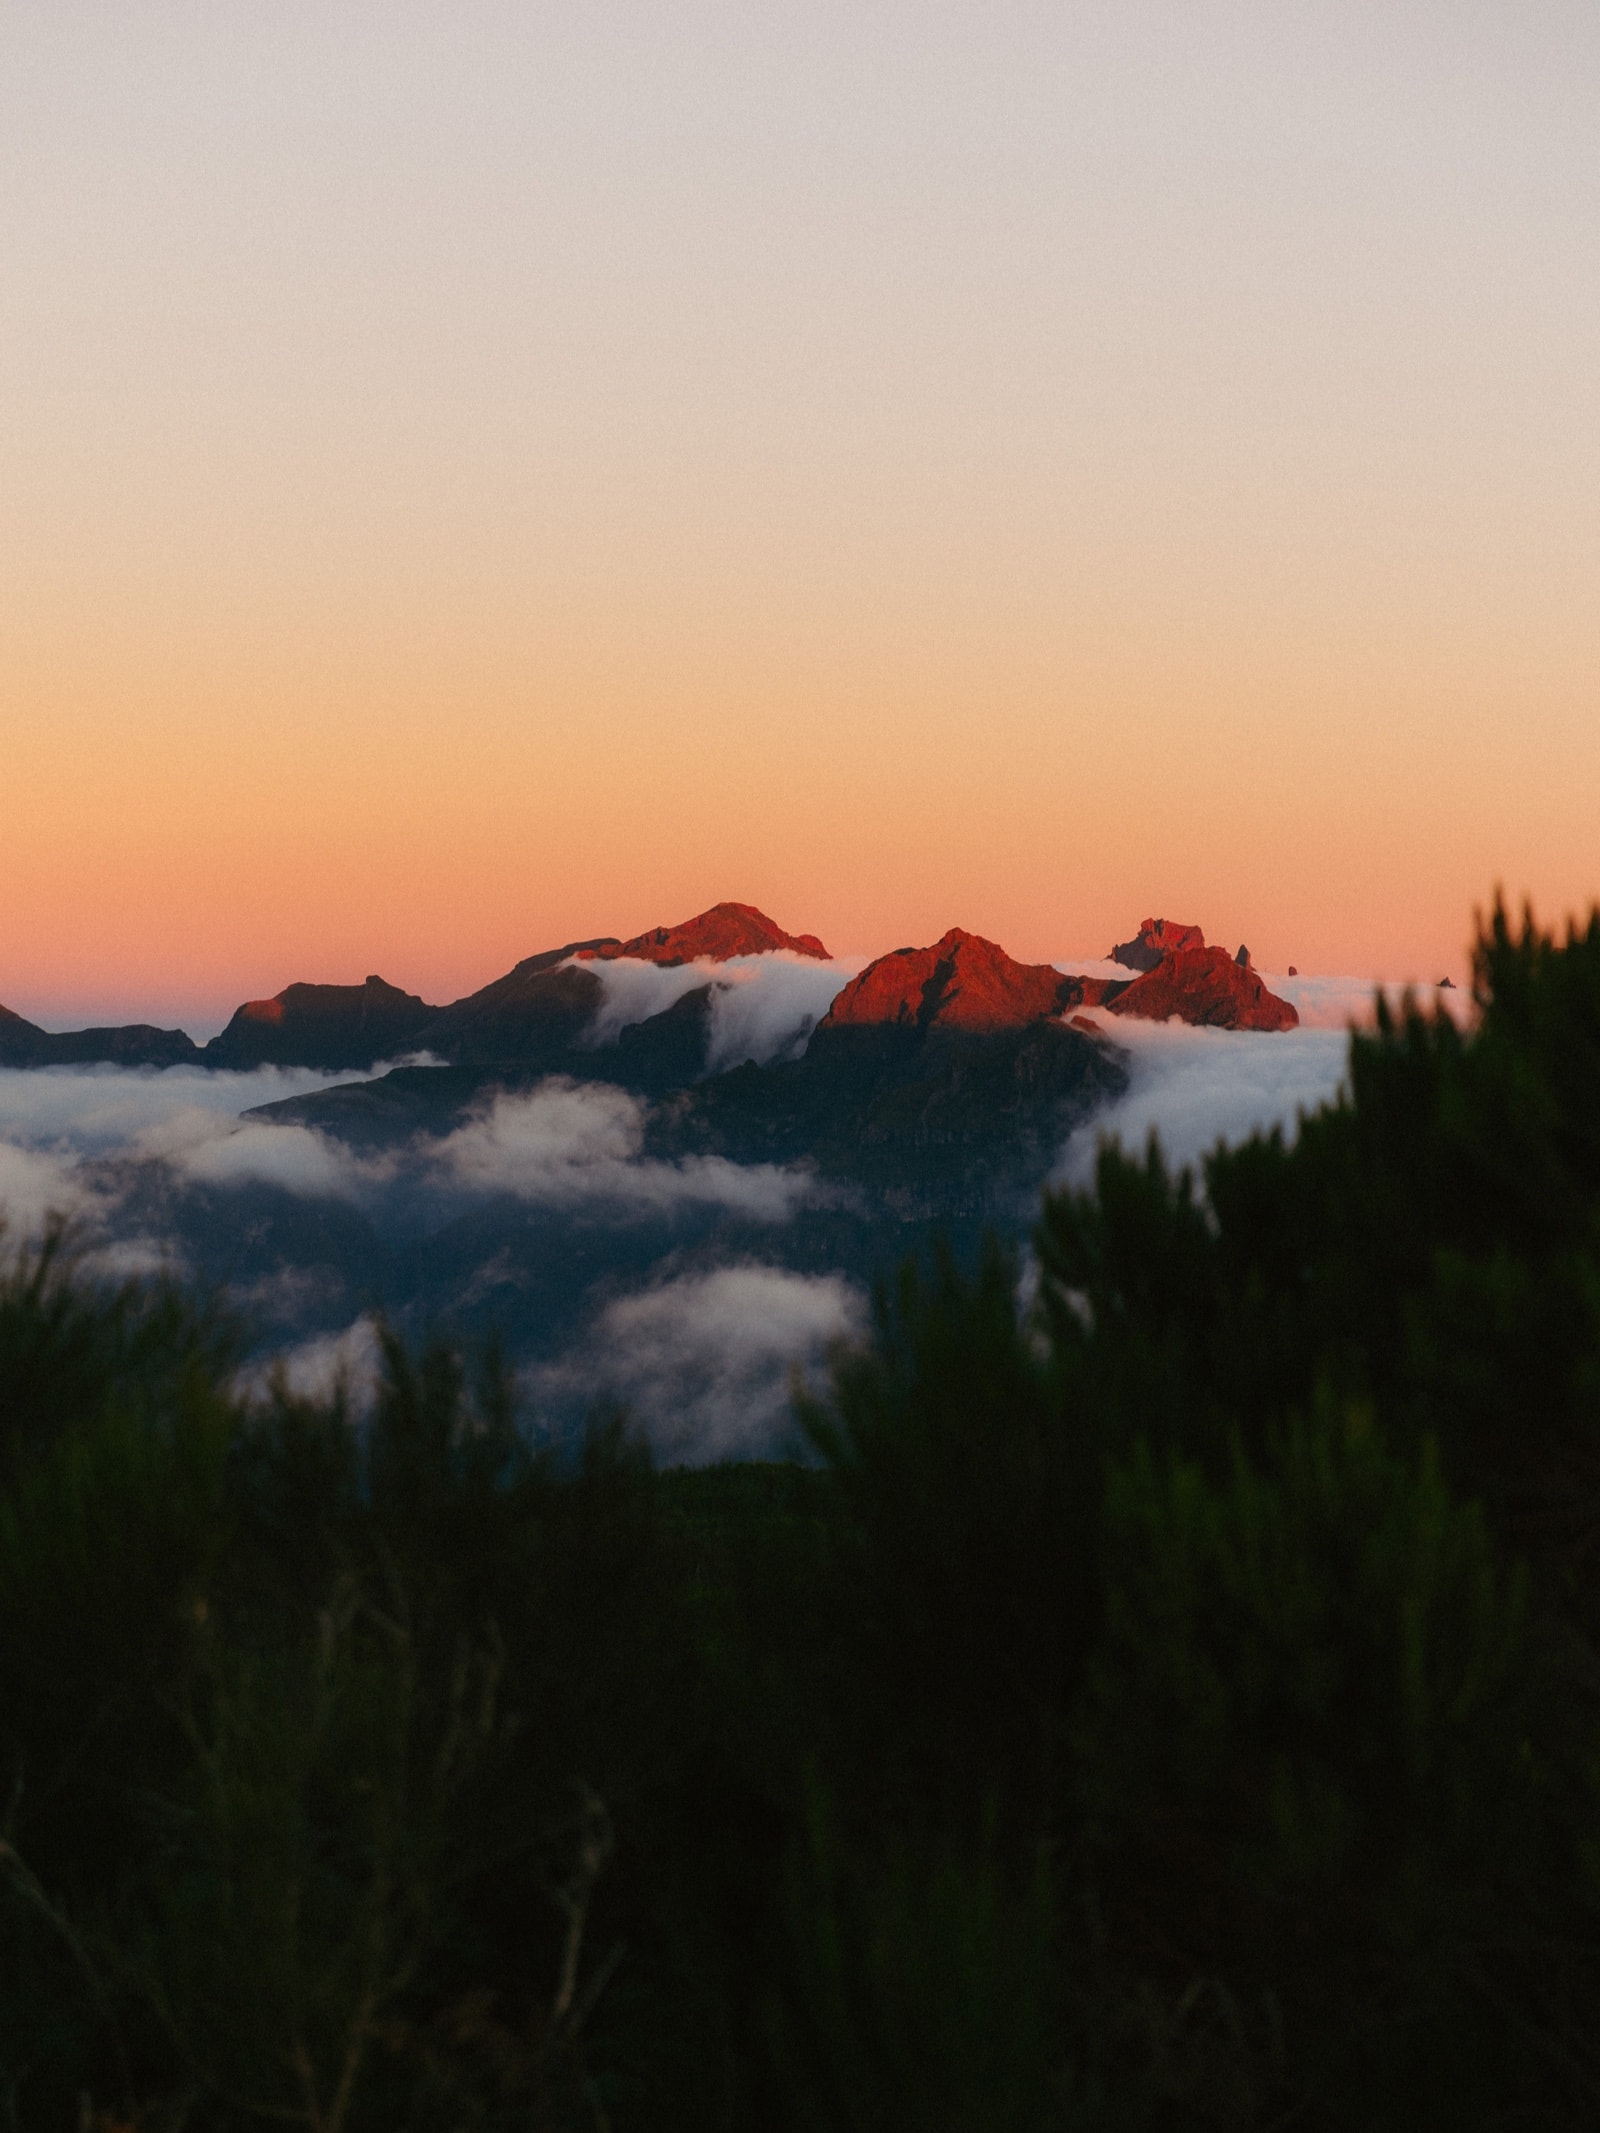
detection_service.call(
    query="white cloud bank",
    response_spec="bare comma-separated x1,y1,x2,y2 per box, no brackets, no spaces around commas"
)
579,951,863,1070
0,1058,818,1247
243,1264,864,1460
1056,1018,1353,1186
0,1062,384,1156
532,1265,865,1463
0,1140,89,1240
1050,967,1474,1187
428,1082,813,1221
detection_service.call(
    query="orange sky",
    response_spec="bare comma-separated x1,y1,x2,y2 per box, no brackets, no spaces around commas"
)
4,4,1599,1031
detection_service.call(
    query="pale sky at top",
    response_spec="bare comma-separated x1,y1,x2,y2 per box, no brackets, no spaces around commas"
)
3,3,1598,1028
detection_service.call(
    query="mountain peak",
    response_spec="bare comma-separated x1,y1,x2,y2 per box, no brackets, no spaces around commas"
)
822,928,1074,1034
1109,917,1207,972
577,902,829,966
204,974,435,1069
1107,944,1298,1031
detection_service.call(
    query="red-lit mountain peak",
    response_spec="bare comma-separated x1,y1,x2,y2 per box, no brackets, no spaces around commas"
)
822,928,1073,1034
578,902,829,966
1107,945,1298,1031
1109,917,1207,972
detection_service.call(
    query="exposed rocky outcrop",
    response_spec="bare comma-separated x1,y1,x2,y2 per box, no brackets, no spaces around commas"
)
1109,918,1206,972
822,928,1077,1034
1107,946,1299,1031
578,902,828,966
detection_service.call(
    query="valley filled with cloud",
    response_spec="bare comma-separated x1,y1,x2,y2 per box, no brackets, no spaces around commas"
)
0,941,1433,1459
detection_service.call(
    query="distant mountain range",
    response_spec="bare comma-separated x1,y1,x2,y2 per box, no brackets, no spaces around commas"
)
0,904,1302,1430
0,903,1295,1072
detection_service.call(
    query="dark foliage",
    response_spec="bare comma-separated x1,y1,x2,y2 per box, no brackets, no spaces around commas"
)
3,898,1600,2128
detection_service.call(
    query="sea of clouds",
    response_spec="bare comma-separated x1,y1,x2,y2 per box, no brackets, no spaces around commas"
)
0,953,1457,1460
1050,965,1468,1185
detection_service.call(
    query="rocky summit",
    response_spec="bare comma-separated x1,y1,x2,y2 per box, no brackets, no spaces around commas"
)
822,924,1298,1037
577,901,829,965
1109,917,1208,972
1106,944,1299,1031
822,928,1075,1033
204,976,436,1071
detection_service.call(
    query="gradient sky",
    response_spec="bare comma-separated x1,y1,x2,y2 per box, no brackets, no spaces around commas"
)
4,2,1599,1030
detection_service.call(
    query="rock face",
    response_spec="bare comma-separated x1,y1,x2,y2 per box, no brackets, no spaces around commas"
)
821,929,1075,1034
204,976,435,1071
0,1001,199,1069
1109,918,1207,972
577,902,828,965
1107,946,1299,1031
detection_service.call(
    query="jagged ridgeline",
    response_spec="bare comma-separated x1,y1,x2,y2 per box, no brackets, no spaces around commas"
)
1,903,1309,1406
0,902,1295,1074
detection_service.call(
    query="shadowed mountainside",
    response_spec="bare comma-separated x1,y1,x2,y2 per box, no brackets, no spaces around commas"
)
203,975,437,1070
0,1001,199,1069
203,902,829,1071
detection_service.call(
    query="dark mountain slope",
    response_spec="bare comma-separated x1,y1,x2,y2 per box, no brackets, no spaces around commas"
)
0,1002,199,1069
651,1016,1126,1223
419,962,603,1069
195,904,824,1073
203,976,436,1070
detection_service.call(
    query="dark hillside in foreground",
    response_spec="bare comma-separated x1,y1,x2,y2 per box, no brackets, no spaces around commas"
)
2,898,1599,2129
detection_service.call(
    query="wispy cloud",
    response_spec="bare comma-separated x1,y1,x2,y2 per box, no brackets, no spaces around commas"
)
177,1121,389,1200
428,1081,813,1220
702,953,864,1070
1056,1017,1353,1185
237,1314,385,1408
0,1140,89,1240
577,949,862,1068
0,1062,386,1155
531,1265,865,1463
